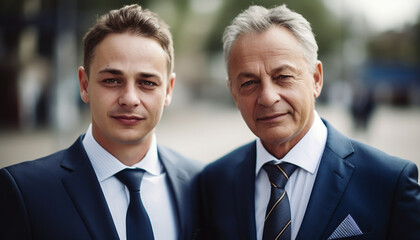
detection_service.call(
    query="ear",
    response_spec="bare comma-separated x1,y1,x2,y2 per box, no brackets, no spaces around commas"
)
312,61,323,98
164,72,176,107
78,66,90,103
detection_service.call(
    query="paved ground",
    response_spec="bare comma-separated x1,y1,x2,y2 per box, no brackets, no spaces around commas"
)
1,103,419,169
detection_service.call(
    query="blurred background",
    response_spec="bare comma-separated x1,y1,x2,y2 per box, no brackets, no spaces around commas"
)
1,0,420,168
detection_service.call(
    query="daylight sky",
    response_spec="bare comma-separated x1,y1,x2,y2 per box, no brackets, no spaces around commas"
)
324,0,420,32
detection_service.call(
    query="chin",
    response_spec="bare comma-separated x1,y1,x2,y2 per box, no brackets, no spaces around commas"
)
114,135,146,145
257,128,295,144
111,130,148,145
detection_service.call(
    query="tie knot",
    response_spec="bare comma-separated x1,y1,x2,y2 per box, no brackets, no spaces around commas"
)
263,162,297,189
115,168,145,192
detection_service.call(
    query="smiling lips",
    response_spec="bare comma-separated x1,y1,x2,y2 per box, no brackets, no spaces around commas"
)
112,115,144,125
257,112,288,122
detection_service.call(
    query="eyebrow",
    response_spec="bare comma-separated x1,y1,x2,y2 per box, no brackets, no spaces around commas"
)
98,68,123,75
236,72,258,80
235,63,298,80
98,68,161,79
270,64,298,75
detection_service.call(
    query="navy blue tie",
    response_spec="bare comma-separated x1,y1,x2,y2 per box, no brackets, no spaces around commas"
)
115,169,154,240
262,162,297,240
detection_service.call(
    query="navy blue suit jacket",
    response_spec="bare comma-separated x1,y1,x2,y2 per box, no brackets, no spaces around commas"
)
200,121,420,239
0,135,203,240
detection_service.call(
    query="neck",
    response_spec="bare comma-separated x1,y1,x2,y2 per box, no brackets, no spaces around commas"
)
262,136,302,159
92,130,153,167
108,142,152,166
262,115,314,159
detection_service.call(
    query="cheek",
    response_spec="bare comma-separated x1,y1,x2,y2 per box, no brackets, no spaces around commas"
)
236,98,256,120
90,99,107,117
289,87,315,120
89,90,116,112
287,84,313,106
142,91,167,111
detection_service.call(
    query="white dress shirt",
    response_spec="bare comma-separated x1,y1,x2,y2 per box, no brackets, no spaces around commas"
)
82,124,178,240
255,112,327,240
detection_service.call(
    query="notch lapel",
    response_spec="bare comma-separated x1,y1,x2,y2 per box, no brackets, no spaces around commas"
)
61,137,119,240
233,142,257,240
158,146,190,240
296,121,355,240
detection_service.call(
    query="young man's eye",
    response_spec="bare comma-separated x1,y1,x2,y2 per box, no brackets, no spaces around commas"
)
141,81,157,86
102,78,119,84
138,80,158,89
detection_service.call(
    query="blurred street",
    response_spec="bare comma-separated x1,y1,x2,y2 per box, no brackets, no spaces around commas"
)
1,103,419,169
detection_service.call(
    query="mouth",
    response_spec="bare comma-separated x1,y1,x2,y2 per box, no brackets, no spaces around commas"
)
256,112,288,122
112,115,144,125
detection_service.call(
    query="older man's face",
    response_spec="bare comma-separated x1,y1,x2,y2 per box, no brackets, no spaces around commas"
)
227,26,323,156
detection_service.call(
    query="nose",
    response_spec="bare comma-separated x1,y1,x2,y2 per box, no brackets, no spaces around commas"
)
257,82,280,107
119,84,140,109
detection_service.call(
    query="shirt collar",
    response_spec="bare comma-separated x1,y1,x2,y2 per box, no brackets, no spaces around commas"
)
82,124,163,182
255,111,327,176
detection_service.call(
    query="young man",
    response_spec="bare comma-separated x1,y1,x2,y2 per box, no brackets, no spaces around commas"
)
200,4,420,240
0,4,202,240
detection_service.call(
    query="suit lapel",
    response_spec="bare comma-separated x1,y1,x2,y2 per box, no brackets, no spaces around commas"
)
158,146,189,240
61,136,119,240
233,142,257,240
296,121,355,240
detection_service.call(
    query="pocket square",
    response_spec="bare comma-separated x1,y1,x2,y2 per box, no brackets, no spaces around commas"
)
328,214,363,239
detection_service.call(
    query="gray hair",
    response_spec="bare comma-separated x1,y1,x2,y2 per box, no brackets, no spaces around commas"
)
223,4,318,75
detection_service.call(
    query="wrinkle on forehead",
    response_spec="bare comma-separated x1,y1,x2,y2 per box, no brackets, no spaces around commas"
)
229,27,307,80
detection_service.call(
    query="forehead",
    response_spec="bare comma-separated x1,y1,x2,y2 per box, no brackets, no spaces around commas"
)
228,26,305,75
90,33,167,74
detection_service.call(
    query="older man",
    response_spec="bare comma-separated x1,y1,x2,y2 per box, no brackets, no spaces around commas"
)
200,4,420,240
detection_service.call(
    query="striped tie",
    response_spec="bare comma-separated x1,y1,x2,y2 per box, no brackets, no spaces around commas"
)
262,162,297,240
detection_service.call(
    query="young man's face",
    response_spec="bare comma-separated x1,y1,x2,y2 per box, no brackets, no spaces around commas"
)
78,32,174,151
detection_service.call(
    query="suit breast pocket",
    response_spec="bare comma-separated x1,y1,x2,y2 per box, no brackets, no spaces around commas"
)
330,232,372,240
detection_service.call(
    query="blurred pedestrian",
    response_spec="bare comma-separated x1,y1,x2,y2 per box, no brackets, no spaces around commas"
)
0,4,202,240
351,83,375,131
200,4,420,240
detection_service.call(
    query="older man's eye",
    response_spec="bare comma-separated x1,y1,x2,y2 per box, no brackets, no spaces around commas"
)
241,80,256,87
274,75,293,80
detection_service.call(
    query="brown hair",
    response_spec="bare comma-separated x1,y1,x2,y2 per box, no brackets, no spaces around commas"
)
82,4,174,77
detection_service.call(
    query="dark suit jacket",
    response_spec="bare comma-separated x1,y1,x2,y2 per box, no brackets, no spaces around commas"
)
200,120,420,240
0,135,203,240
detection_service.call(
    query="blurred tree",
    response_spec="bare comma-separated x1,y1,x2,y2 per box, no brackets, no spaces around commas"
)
415,22,420,63
367,28,418,63
366,10,420,63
